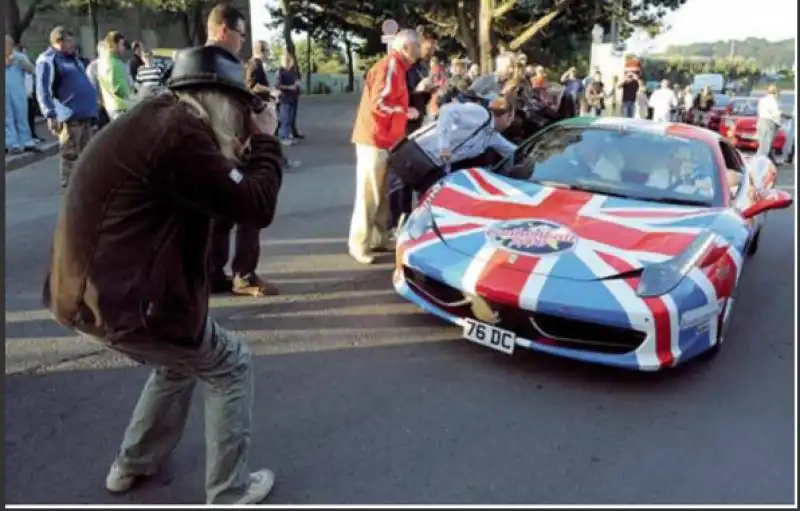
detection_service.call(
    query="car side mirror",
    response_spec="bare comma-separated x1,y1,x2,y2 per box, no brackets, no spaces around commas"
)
741,188,794,219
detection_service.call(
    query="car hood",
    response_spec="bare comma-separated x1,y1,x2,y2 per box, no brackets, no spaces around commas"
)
428,168,723,281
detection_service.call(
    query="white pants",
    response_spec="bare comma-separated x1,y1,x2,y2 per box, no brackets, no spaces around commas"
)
348,144,390,253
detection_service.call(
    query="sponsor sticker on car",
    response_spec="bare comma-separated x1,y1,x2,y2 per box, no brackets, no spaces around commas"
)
486,219,578,256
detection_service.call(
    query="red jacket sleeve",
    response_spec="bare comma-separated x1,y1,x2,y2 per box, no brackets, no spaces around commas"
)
370,56,408,119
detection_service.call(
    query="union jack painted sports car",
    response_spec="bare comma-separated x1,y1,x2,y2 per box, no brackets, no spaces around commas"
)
393,117,792,371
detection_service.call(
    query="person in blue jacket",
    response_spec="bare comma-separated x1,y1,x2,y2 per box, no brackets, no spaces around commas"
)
36,26,98,189
5,34,39,155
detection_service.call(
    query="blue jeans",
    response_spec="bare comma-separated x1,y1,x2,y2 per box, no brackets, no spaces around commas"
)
621,101,636,118
82,317,255,504
4,86,34,150
278,102,296,140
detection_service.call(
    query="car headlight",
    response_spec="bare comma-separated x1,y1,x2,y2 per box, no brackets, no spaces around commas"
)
405,204,435,240
636,232,716,297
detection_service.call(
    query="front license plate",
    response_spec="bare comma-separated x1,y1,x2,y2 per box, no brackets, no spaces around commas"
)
740,133,757,140
462,318,516,355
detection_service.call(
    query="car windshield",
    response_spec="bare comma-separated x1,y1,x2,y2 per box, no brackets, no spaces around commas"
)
509,126,721,206
729,99,758,116
713,94,731,108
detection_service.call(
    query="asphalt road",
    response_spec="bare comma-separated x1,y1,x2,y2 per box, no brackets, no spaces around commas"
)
4,95,796,505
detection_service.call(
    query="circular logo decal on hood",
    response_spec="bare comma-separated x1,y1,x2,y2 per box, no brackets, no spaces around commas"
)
486,219,578,256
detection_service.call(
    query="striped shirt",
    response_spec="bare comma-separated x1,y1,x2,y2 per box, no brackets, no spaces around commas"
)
135,65,164,89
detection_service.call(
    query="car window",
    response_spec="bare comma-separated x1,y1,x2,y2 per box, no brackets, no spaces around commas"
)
729,99,757,116
714,94,731,108
508,126,722,206
718,140,745,199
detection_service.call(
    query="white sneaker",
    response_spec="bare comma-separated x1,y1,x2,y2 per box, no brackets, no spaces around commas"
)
233,469,275,505
280,139,293,147
105,462,154,493
349,249,375,265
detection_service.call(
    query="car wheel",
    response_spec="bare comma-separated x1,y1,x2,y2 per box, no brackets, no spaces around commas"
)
746,228,761,256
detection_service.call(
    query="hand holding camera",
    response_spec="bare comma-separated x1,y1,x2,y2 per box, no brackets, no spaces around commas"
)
251,102,278,135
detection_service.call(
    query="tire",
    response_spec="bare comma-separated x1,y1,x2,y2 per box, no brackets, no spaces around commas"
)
746,228,761,256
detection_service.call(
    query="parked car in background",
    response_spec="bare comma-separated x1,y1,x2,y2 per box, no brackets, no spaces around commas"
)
702,93,733,131
719,96,789,154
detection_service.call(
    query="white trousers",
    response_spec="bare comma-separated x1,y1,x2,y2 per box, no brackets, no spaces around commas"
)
348,144,390,253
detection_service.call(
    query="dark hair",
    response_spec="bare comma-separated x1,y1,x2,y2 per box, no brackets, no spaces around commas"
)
49,26,74,46
207,3,247,31
416,24,438,41
105,30,126,47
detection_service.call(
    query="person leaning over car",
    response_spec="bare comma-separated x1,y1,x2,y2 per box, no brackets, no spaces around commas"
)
42,44,283,505
348,29,420,265
409,93,517,192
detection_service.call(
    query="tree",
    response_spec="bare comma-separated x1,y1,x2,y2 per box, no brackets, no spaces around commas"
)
269,39,345,75
59,0,128,48
6,0,54,44
476,0,688,71
141,0,213,46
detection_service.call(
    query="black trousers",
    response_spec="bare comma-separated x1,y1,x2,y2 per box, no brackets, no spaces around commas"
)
27,96,39,139
388,171,414,230
209,218,261,277
388,119,426,229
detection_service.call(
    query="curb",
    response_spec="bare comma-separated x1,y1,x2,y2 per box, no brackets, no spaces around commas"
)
5,141,60,173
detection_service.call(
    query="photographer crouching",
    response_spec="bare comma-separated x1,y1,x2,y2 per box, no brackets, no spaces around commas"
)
42,45,283,505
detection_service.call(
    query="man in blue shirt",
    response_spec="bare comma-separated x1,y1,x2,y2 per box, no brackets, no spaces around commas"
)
36,26,98,189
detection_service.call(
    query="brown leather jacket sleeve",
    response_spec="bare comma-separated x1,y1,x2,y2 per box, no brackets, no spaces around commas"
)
158,121,284,228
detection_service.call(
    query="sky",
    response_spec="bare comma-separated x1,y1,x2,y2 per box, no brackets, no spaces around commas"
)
248,0,798,52
650,0,797,51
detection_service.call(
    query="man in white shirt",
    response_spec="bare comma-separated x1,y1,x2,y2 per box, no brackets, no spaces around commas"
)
397,94,517,193
648,79,677,123
756,85,782,158
435,95,516,165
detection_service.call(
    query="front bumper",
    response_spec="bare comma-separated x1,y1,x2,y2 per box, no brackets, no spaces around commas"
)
393,250,717,372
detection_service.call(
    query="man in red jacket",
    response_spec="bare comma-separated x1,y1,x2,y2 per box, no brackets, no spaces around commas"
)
348,29,421,264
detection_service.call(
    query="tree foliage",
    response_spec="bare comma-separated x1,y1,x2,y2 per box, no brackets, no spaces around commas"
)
269,39,347,74
267,0,688,72
642,55,762,87
140,0,216,45
6,0,55,43
661,38,795,71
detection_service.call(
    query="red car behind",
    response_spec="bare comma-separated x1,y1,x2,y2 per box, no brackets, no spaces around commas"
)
718,97,787,153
